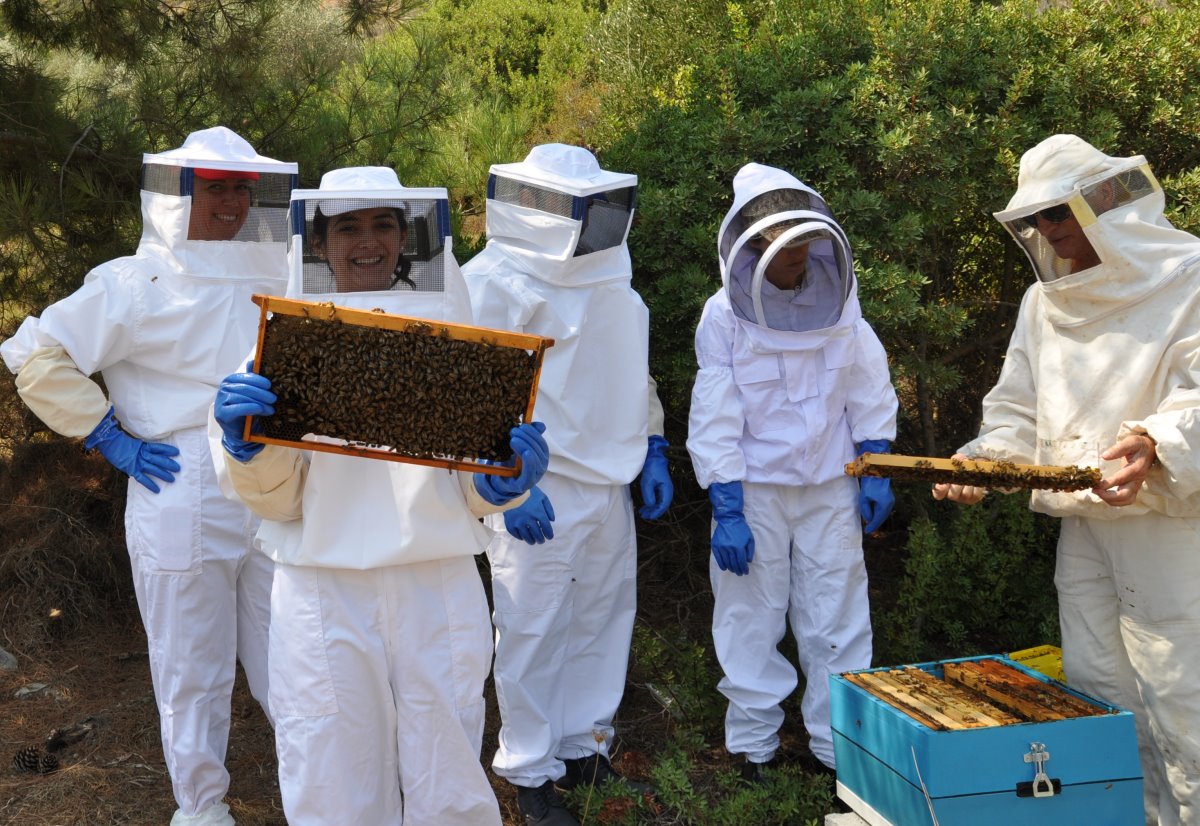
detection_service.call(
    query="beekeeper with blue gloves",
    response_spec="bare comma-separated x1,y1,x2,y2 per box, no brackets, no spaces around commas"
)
0,126,296,826
687,163,898,782
935,135,1200,826
463,144,672,826
212,166,548,826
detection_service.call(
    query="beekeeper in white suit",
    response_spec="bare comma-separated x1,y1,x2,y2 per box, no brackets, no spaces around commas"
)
211,166,550,826
934,134,1200,826
0,126,296,826
462,144,673,826
687,163,898,782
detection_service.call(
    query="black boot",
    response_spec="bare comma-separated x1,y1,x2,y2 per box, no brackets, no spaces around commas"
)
739,757,778,786
558,754,654,795
516,780,579,826
797,750,837,779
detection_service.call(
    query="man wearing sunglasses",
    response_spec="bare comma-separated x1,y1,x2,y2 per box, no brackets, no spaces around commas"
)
933,134,1200,825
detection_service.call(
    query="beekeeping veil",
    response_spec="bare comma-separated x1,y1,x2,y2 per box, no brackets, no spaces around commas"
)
287,166,471,323
139,125,296,284
464,144,650,486
483,143,637,285
719,163,859,340
993,134,1200,326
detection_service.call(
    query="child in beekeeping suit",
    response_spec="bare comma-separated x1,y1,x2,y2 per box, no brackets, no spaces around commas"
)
211,166,549,826
0,126,296,826
687,162,898,783
934,135,1200,825
462,144,673,826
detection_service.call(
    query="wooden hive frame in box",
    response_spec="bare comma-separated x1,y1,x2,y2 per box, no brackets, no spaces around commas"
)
841,658,1112,732
845,453,1101,491
244,295,554,476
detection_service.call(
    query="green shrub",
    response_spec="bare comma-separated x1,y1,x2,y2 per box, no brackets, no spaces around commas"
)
597,0,1200,454
881,492,1061,664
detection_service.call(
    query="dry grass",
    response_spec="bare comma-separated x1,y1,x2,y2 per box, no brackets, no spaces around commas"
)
1,620,284,826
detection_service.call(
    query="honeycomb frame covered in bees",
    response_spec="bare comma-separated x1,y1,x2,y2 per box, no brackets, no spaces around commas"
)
245,295,554,476
841,658,1112,732
844,453,1101,492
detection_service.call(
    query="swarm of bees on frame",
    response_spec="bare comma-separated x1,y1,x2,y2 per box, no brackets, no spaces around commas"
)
257,313,536,462
857,458,1102,492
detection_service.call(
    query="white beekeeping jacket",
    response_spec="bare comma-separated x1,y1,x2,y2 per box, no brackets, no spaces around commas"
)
965,135,1200,518
463,144,652,486
1,126,296,440
240,166,498,569
687,163,897,488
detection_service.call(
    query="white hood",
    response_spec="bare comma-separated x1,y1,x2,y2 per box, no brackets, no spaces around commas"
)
464,145,651,485
993,134,1200,328
718,162,862,353
286,166,472,322
139,125,297,287
482,143,638,287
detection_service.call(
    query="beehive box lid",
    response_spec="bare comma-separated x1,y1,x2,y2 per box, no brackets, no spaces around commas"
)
245,294,553,475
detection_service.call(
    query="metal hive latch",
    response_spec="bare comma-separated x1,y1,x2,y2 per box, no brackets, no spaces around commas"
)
1024,742,1055,798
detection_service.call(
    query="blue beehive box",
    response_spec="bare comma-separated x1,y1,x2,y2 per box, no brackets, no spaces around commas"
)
830,655,1142,826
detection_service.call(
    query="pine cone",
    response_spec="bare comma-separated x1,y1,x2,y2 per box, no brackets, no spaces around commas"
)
12,746,42,773
38,752,60,774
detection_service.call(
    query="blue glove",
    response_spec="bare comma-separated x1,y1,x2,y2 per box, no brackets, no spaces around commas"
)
503,486,556,545
474,422,550,505
84,408,180,494
214,367,276,463
856,439,895,533
856,439,892,457
639,435,673,520
708,480,755,576
859,477,894,533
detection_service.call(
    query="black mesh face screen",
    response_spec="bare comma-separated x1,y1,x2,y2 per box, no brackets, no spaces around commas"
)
576,187,636,256
296,197,446,295
491,178,575,218
142,164,294,243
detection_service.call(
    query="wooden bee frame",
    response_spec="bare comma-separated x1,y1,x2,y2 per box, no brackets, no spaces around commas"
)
244,295,554,476
844,453,1101,492
842,658,1111,732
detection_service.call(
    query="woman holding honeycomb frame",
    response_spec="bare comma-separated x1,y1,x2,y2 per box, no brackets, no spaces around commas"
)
211,166,548,826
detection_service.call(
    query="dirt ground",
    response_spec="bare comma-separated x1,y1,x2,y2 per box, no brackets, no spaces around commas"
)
0,579,699,826
0,468,899,826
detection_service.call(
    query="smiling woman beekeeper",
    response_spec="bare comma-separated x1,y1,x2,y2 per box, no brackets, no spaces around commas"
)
211,166,549,826
687,163,898,782
0,126,297,826
934,135,1200,825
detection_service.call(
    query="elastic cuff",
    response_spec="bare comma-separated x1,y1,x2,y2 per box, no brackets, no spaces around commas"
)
223,437,265,463
83,408,120,449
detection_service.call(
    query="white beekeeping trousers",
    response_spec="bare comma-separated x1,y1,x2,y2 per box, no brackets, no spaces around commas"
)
268,557,499,826
487,472,638,787
710,475,872,768
125,427,273,818
1056,514,1200,826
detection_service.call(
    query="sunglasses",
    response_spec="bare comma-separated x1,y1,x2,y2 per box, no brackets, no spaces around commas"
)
1021,204,1073,229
